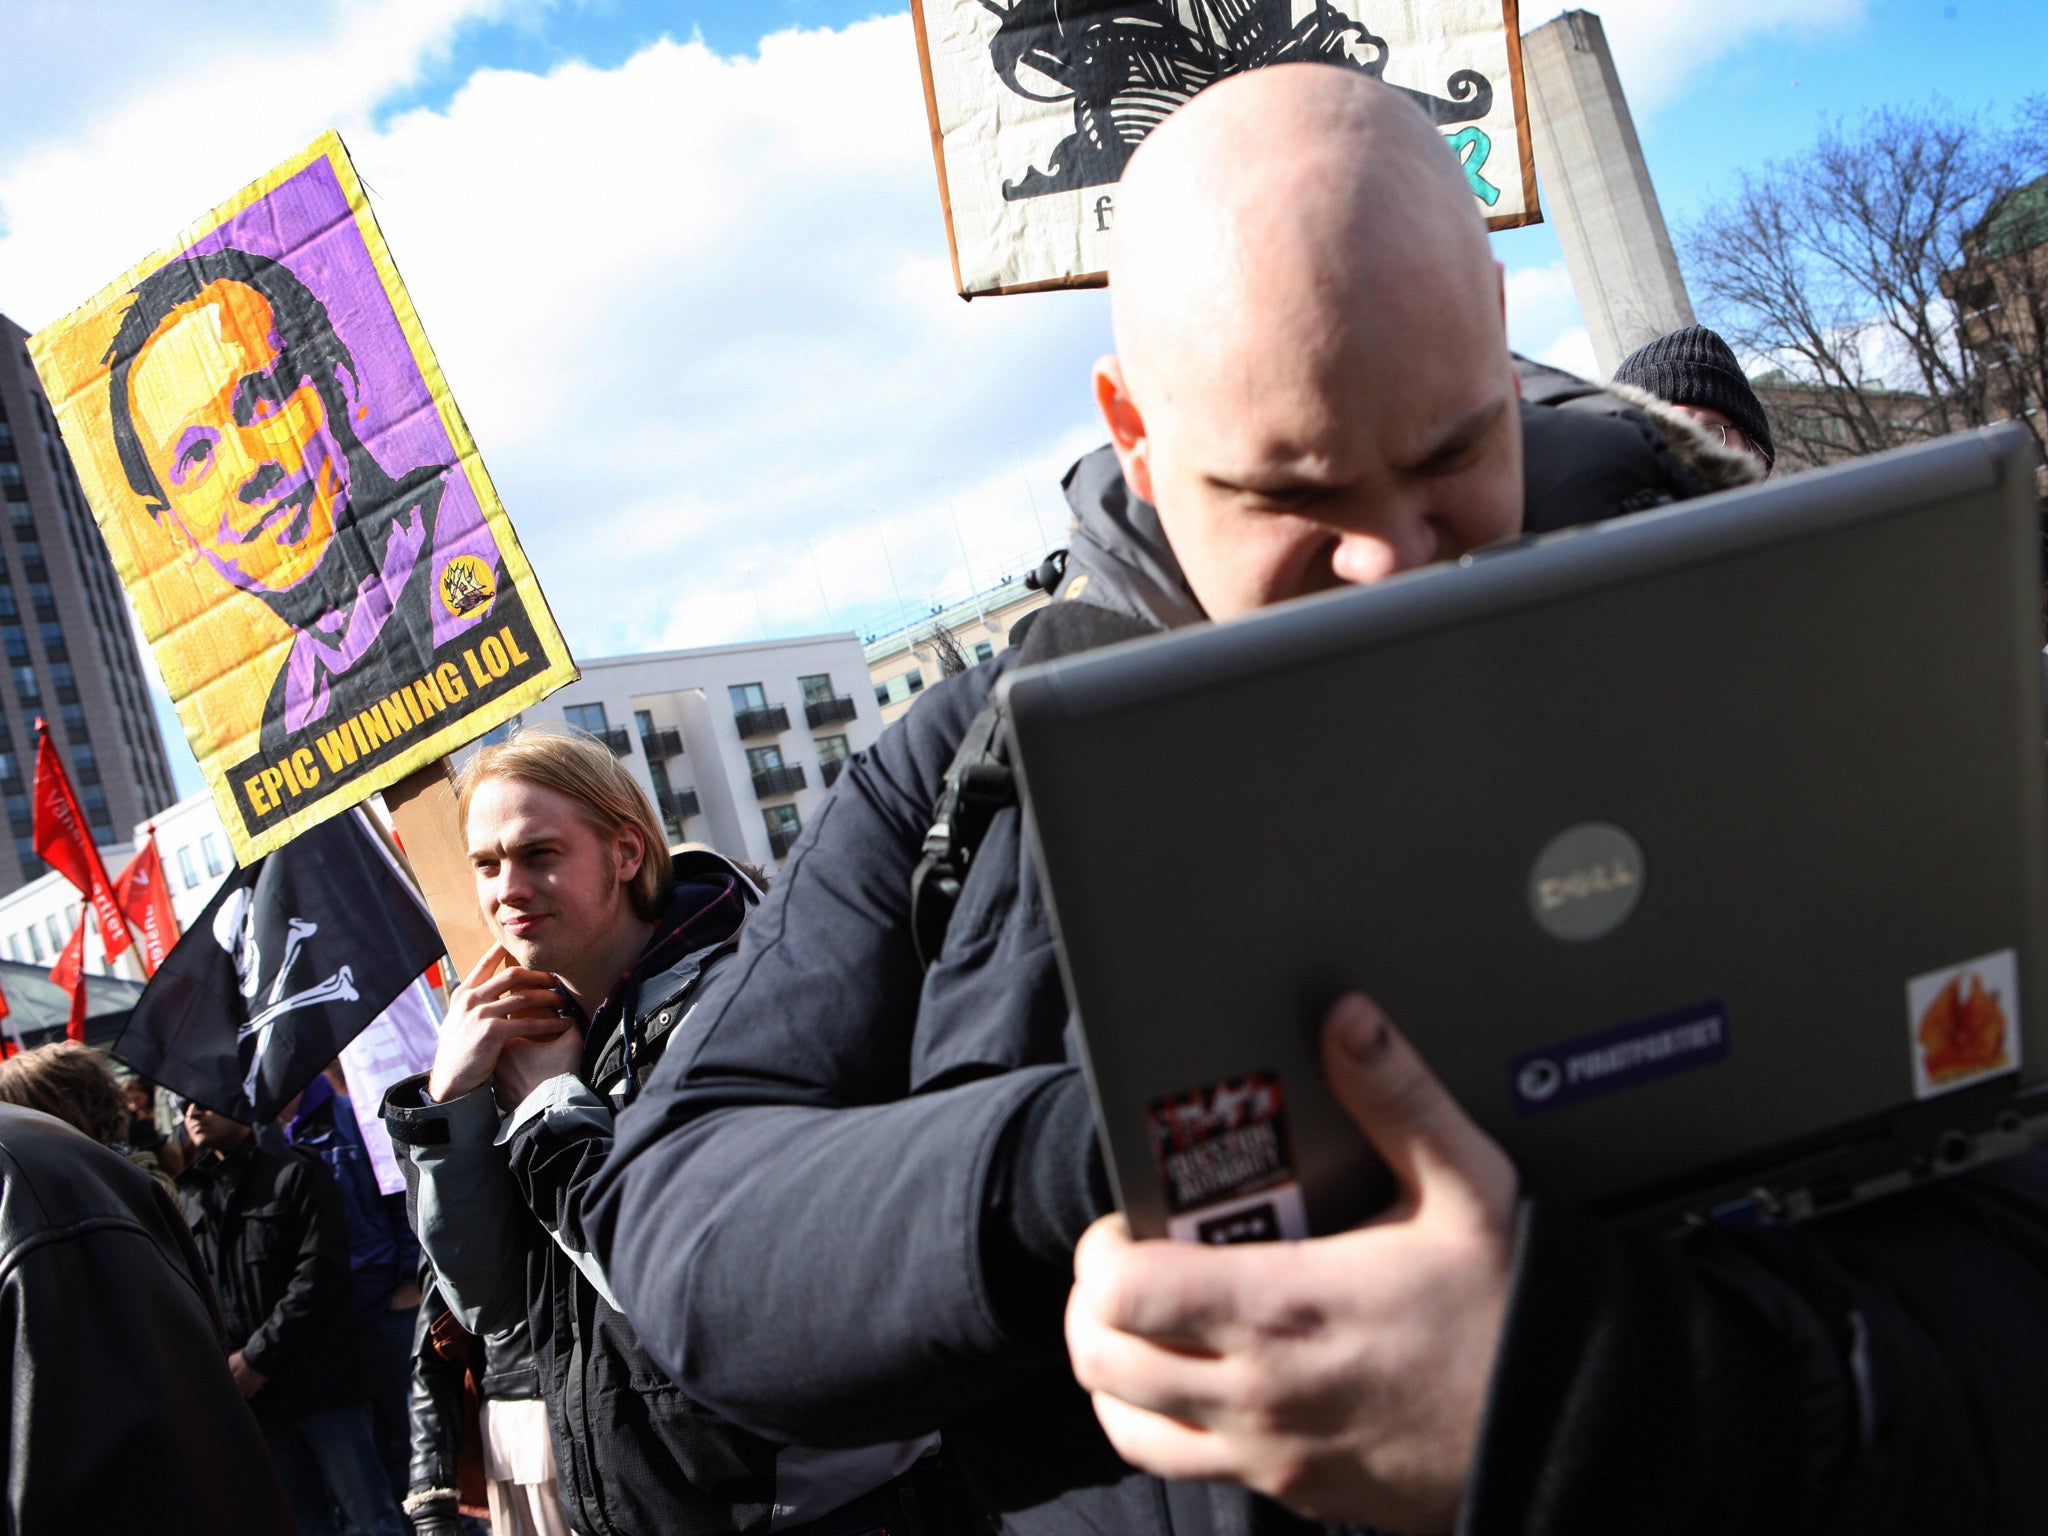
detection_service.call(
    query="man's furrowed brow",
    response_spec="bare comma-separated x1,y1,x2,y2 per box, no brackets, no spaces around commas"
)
1404,396,1510,472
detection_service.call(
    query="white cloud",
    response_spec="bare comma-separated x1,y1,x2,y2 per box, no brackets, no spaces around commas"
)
344,20,1112,654
1503,261,1601,379
0,0,546,320
1518,0,1866,113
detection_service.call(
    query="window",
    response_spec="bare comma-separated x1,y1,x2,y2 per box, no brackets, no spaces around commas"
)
80,784,106,822
563,702,609,735
0,628,23,664
728,682,767,712
27,925,44,963
478,714,521,747
745,745,785,774
60,704,85,742
50,663,75,703
3,793,26,831
878,671,925,706
817,734,851,786
201,833,224,877
44,915,64,952
974,640,994,664
799,673,835,705
635,709,655,738
38,623,63,661
177,845,199,890
2,936,17,963
15,838,41,879
762,803,802,855
11,667,34,702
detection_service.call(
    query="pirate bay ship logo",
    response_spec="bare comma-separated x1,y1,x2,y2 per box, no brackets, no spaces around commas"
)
983,0,1495,201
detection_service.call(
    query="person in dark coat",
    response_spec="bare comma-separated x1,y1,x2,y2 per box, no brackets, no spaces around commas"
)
284,1069,423,1495
177,1096,407,1536
587,64,2048,1536
0,1101,294,1534
1610,323,1777,474
381,729,941,1536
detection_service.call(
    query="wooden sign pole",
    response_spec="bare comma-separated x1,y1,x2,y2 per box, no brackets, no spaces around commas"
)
383,758,495,980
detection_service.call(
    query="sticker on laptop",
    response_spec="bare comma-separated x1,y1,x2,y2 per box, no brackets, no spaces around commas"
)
1509,999,1729,1116
1908,949,2020,1099
1146,1073,1309,1244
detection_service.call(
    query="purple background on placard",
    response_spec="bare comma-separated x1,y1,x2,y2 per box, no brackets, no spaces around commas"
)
182,154,505,650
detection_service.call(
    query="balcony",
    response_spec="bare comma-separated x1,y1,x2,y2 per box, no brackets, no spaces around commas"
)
658,786,700,821
805,695,858,729
599,726,633,757
823,757,847,788
642,726,683,760
752,764,806,799
768,824,800,859
734,704,789,739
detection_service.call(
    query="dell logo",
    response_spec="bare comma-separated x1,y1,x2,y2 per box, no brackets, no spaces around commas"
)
1536,861,1638,912
1528,823,1646,942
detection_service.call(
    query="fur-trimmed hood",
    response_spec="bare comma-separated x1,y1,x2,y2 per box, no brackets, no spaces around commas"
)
1605,380,1767,492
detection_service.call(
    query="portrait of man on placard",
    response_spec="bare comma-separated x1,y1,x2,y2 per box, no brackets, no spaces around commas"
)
30,135,574,859
104,247,517,756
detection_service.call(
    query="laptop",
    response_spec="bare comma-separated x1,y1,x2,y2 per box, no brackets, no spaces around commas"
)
1002,424,2048,1242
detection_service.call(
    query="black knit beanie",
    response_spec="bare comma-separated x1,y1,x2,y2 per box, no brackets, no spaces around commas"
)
1611,325,1774,467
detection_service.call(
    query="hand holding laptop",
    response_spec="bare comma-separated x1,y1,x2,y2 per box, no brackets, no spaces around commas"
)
1066,993,1519,1530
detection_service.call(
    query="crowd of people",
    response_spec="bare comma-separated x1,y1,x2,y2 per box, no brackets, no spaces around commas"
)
0,60,2045,1536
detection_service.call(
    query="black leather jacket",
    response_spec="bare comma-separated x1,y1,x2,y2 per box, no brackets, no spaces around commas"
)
0,1104,295,1534
407,1267,543,1502
177,1129,359,1420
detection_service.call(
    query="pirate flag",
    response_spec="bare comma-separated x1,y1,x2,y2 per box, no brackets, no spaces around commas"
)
112,809,443,1122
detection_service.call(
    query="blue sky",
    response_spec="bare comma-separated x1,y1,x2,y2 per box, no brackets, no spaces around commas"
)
0,0,2040,799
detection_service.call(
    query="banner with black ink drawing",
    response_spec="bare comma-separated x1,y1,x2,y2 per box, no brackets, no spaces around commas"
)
911,0,1540,297
29,132,577,861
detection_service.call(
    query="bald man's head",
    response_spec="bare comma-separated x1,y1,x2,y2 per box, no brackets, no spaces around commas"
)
1094,64,1522,619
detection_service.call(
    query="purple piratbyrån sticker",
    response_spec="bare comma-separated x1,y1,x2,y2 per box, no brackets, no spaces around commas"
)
1509,1000,1729,1116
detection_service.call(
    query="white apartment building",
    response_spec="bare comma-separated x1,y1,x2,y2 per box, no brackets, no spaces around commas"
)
465,631,882,870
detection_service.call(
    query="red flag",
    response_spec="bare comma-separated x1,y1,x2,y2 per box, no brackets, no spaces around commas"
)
111,832,181,977
48,912,87,1043
32,720,129,960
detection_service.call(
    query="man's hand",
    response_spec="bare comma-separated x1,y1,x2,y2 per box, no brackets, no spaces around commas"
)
227,1350,269,1400
1065,993,1518,1532
495,1018,586,1114
427,942,580,1103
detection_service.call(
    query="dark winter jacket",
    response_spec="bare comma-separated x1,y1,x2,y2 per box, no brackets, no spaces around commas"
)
0,1104,295,1535
385,856,928,1536
590,372,2048,1533
588,371,1775,1529
177,1127,359,1421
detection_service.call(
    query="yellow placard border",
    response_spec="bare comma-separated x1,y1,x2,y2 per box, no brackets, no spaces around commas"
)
28,131,577,863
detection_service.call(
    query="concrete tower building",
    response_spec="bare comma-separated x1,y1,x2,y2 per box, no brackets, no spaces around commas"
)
0,313,179,889
1522,10,1695,377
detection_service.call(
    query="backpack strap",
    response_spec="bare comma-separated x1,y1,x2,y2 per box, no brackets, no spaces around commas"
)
910,602,1157,968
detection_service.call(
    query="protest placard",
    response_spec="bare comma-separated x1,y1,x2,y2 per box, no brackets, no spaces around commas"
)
911,0,1539,296
28,132,576,862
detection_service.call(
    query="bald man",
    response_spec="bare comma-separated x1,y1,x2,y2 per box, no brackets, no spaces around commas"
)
590,64,2048,1536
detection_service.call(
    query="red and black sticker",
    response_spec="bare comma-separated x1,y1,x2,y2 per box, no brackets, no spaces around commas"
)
1146,1072,1296,1215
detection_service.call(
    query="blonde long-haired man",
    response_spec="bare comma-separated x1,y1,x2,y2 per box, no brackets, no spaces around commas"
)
382,728,935,1536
